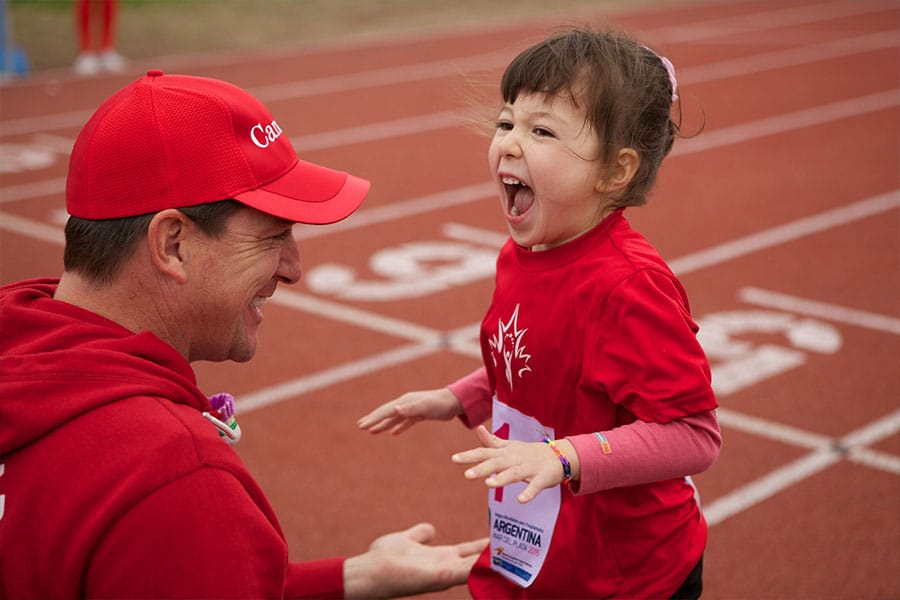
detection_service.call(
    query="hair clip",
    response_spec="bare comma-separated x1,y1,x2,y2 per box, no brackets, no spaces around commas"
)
644,46,679,103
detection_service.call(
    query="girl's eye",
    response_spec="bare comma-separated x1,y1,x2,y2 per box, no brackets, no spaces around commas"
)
495,120,513,131
533,127,555,138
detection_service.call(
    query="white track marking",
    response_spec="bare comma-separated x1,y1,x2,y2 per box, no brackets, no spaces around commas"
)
291,110,467,152
0,177,67,204
4,87,895,209
237,341,442,414
667,191,900,275
715,408,833,450
272,287,441,343
739,287,900,335
0,212,64,244
1,8,895,137
655,0,896,43
703,449,840,525
672,90,900,158
704,409,900,525
294,183,495,240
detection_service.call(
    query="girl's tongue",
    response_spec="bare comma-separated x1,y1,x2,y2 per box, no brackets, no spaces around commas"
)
506,182,534,217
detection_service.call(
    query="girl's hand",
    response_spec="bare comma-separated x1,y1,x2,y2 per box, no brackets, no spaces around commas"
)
451,426,579,503
358,388,463,435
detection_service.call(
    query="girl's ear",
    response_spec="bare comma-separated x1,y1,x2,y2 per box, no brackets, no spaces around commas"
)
597,148,639,193
146,209,192,284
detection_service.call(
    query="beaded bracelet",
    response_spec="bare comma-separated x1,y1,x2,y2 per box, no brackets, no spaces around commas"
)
541,436,572,483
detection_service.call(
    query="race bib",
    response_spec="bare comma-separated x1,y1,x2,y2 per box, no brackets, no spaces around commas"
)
487,397,562,587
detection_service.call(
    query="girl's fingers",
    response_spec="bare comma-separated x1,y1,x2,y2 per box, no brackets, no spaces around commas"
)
451,447,495,465
474,425,507,448
357,406,393,429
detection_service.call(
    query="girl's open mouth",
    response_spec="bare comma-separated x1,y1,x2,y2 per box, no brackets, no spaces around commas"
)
502,175,534,217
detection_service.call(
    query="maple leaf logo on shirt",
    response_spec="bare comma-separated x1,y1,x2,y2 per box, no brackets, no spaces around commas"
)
489,303,532,389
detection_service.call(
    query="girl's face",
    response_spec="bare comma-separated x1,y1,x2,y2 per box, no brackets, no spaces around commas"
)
488,91,613,251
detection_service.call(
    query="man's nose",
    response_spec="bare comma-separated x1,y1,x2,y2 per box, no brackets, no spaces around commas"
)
277,237,302,284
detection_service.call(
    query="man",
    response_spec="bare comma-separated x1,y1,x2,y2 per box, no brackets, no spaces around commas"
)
0,70,484,598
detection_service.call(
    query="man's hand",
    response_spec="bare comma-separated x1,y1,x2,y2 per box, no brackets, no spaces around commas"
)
343,523,487,599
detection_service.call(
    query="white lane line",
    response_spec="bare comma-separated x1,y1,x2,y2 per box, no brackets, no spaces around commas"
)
236,322,486,415
668,191,900,275
442,222,509,248
0,177,67,204
672,90,900,158
4,85,894,209
290,34,898,153
703,448,840,526
5,189,896,354
2,7,895,137
675,30,898,86
0,111,94,137
272,287,441,343
236,341,443,414
716,408,833,451
291,110,468,153
293,182,496,240
840,409,900,449
849,448,900,475
739,287,900,335
655,0,897,44
0,211,65,244
250,50,511,103
704,408,900,526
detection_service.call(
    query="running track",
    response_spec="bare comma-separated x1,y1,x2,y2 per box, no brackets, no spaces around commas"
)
1,0,898,597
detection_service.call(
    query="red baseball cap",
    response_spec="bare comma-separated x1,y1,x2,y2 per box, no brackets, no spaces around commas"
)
66,70,369,224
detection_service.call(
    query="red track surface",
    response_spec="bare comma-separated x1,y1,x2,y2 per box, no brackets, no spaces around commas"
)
2,1,898,598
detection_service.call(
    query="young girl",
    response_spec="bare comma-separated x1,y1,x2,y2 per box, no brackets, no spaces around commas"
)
359,27,720,599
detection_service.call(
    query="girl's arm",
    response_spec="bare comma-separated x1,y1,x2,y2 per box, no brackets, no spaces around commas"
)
564,409,721,495
447,366,492,428
453,410,720,504
358,367,491,435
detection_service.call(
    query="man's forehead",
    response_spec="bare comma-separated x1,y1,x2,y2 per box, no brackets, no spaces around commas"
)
227,205,295,231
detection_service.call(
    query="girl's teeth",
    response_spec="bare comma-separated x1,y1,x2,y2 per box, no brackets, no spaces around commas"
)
502,176,522,185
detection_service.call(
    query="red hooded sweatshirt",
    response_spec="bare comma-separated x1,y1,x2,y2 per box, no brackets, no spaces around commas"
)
0,279,343,599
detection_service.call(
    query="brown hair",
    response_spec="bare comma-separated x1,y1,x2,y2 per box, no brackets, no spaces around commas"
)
63,199,243,284
500,27,683,207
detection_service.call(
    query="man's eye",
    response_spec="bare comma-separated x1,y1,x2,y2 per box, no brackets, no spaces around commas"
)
273,229,293,241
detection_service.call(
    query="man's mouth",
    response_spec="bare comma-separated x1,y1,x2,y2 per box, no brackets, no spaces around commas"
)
250,295,268,318
502,175,534,217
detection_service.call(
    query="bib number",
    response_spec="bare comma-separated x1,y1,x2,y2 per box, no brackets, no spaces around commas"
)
488,398,561,587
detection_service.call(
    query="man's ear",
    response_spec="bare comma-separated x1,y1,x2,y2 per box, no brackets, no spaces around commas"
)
147,209,192,284
597,148,639,194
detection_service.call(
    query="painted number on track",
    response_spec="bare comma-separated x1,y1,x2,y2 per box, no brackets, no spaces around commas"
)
697,310,842,396
305,240,496,301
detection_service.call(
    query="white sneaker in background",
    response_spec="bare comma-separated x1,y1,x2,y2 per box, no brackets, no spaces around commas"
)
73,51,100,76
99,49,126,73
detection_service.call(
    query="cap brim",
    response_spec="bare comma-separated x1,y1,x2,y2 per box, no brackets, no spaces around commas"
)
234,158,370,225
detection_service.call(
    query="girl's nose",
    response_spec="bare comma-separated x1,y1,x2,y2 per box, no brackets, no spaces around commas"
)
495,129,524,158
500,131,522,157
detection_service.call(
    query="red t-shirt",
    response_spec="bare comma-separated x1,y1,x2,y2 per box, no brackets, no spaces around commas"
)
465,211,718,598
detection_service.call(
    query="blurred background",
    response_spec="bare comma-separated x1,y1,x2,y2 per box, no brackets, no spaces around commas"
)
3,0,661,76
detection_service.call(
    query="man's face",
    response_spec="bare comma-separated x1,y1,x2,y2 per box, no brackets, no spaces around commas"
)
185,206,300,363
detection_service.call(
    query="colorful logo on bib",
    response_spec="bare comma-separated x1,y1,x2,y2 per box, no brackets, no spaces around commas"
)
489,304,532,389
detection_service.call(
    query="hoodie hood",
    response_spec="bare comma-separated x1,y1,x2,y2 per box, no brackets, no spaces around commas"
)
0,278,210,455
